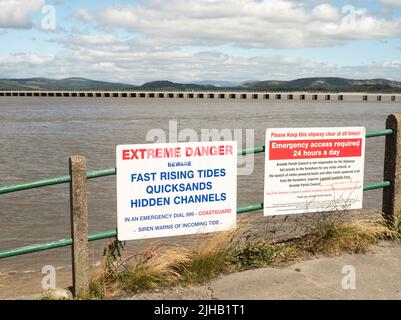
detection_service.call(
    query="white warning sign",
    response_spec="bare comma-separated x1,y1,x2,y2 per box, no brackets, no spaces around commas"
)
116,141,237,240
264,127,366,216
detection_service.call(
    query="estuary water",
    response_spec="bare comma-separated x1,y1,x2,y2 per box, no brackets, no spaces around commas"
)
0,97,400,273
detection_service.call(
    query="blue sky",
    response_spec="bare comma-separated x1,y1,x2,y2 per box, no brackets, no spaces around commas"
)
1,0,401,84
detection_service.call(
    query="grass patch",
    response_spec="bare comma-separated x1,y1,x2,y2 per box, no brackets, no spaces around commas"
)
41,290,73,300
176,250,228,284
88,216,401,299
228,241,299,270
295,219,400,256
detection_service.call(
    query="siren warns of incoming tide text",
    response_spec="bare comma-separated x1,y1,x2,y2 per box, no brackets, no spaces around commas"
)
264,127,366,216
116,141,237,241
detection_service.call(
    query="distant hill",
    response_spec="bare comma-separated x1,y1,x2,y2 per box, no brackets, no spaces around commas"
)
0,77,137,91
1,77,401,92
191,80,241,87
138,80,218,91
242,77,401,92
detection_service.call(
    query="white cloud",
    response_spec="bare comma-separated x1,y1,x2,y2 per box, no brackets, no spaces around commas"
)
56,34,128,50
380,0,401,6
95,0,401,49
2,1,401,82
0,52,53,66
0,0,44,29
3,35,401,83
311,4,340,21
74,8,93,23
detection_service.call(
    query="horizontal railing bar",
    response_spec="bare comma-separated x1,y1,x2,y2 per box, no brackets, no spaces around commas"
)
237,146,265,156
0,147,258,195
0,202,258,259
365,129,393,138
0,237,73,259
363,180,391,191
0,178,390,259
86,168,116,180
0,129,393,195
237,203,263,213
0,175,71,195
88,229,117,242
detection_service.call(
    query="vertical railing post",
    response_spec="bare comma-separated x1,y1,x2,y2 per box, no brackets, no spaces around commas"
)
69,155,90,297
382,114,401,224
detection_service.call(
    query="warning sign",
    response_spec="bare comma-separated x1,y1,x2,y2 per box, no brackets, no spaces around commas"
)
264,127,366,216
116,141,237,241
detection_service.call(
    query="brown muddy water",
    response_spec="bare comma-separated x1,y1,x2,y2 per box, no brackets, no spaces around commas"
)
0,97,400,274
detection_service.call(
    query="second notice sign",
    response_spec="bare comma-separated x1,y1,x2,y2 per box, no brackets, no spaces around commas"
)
264,127,366,216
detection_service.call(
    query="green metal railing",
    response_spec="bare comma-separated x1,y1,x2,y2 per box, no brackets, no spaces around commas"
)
0,129,393,260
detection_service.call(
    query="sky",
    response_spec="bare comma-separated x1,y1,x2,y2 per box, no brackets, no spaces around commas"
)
1,0,401,84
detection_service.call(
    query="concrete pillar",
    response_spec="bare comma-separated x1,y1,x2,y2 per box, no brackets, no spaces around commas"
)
69,155,90,298
382,114,401,224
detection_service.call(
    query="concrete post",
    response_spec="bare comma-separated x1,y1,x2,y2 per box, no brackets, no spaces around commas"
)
382,114,401,223
69,155,90,297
